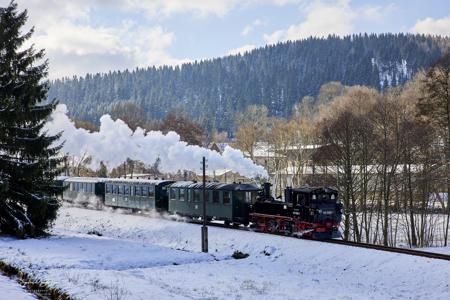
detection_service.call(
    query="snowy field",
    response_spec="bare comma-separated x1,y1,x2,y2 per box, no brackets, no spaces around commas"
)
0,274,36,300
1,206,450,300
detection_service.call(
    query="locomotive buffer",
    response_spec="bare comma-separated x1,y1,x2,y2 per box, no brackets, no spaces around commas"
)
201,156,208,252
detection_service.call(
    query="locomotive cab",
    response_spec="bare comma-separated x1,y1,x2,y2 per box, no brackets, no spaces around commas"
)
289,187,342,239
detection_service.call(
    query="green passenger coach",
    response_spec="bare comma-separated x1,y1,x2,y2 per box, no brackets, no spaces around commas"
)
104,179,174,211
168,181,261,225
62,177,106,208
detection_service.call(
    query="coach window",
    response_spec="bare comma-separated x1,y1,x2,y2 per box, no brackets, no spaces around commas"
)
106,184,111,194
149,185,155,197
118,185,123,195
135,186,141,196
223,191,231,205
124,185,130,195
170,188,177,201
179,188,185,201
212,190,220,203
245,192,253,203
193,189,201,202
142,186,148,196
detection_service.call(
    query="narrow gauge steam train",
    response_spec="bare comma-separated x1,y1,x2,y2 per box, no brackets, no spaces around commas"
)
60,177,342,239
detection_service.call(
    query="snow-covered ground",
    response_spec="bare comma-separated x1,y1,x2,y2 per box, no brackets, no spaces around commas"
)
0,274,36,300
423,245,450,255
1,205,450,300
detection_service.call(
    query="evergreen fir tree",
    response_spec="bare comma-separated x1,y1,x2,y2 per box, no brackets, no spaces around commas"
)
0,1,64,237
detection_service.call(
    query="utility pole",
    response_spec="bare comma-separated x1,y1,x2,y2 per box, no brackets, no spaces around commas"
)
201,156,208,252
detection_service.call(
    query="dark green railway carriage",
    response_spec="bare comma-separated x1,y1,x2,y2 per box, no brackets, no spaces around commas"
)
62,177,106,208
104,179,174,211
168,181,261,225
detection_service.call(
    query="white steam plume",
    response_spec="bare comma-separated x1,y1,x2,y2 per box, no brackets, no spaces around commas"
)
45,105,268,178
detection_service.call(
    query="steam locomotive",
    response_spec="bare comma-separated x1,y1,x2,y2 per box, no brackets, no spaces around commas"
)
60,177,342,239
250,183,342,239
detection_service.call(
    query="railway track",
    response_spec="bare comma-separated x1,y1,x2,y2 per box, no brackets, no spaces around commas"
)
185,216,450,261
322,239,450,261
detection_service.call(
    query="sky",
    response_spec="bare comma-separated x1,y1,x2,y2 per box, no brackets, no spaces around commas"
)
1,0,449,79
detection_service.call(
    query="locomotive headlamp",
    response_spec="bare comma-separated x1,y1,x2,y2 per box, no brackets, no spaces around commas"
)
331,194,335,200
312,194,316,200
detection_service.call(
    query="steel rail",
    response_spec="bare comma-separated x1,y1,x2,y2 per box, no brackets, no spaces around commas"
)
322,239,450,261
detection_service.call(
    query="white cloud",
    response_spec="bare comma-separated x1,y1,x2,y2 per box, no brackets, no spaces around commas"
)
272,0,303,5
121,0,243,18
2,0,189,79
34,22,189,78
360,3,396,21
227,44,257,56
411,15,450,36
264,0,356,43
241,19,264,36
122,0,303,19
263,0,398,44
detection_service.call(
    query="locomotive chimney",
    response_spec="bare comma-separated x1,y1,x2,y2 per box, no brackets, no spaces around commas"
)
263,182,271,200
285,187,292,204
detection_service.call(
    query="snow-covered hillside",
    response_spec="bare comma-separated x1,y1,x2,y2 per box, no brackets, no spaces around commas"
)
371,58,413,88
1,206,450,299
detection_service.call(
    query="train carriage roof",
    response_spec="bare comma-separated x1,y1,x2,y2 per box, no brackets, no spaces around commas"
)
64,177,108,183
104,179,175,185
292,186,338,194
169,181,261,191
63,177,174,185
